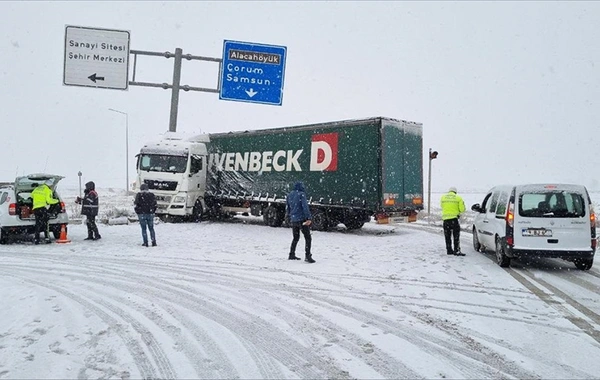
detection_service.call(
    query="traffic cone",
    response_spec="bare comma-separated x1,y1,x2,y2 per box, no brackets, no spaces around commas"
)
55,224,71,244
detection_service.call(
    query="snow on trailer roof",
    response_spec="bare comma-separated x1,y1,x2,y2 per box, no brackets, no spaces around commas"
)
209,117,423,138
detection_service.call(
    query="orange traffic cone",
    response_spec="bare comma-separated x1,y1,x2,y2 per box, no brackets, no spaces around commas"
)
55,224,71,244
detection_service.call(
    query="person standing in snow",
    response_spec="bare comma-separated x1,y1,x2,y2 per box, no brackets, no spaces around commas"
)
31,180,59,244
286,181,315,263
440,186,466,256
134,183,157,247
75,181,101,240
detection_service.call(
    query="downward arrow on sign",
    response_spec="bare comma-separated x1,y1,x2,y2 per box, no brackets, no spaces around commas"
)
245,88,258,97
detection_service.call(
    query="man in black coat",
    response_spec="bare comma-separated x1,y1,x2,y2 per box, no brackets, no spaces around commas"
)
76,181,101,240
134,183,157,247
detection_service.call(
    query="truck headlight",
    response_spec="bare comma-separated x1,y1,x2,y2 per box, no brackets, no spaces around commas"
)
173,195,186,203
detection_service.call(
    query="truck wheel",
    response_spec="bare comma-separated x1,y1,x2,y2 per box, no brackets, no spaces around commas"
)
263,205,284,227
495,237,511,267
574,258,593,270
192,201,203,223
311,210,329,231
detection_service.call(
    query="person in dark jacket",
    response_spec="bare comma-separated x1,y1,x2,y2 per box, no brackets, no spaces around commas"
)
76,181,101,240
134,183,157,247
286,181,315,263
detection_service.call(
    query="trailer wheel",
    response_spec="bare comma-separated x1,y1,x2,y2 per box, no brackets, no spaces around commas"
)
344,220,364,230
263,205,284,227
311,210,329,231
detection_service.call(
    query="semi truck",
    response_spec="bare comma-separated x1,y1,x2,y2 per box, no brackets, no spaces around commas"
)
135,117,424,231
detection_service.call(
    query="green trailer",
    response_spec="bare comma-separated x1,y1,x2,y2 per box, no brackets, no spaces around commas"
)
205,117,423,230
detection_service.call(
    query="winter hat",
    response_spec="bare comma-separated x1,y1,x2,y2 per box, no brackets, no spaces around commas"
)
449,186,457,193
140,183,149,191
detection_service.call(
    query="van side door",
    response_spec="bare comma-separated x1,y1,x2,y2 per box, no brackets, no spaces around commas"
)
480,190,501,248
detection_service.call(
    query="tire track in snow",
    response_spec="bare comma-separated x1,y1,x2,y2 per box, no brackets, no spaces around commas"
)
111,259,536,378
3,263,242,379
1,260,344,379
0,271,157,380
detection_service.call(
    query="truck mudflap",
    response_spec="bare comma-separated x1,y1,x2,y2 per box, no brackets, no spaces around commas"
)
375,210,418,224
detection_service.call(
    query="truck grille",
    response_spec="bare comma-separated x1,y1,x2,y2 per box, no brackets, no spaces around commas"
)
144,180,178,191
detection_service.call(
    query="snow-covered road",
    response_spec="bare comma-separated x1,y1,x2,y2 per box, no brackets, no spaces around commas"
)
2,216,600,379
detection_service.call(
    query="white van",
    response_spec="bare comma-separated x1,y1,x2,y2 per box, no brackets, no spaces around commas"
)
471,184,596,270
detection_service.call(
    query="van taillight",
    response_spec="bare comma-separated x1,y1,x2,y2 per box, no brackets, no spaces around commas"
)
505,201,514,247
60,201,66,213
506,202,514,228
590,204,596,250
8,203,16,215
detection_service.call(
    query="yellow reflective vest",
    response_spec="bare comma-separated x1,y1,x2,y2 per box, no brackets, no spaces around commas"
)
31,184,59,210
440,191,465,220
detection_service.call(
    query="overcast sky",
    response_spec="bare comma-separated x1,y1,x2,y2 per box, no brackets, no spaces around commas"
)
2,1,599,193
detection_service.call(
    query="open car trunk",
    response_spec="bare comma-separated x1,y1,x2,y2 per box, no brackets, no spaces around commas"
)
14,174,65,221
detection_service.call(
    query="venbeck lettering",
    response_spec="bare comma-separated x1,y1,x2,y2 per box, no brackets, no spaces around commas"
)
229,49,281,65
210,150,303,172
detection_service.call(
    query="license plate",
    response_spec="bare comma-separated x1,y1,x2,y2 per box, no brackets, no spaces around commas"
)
522,228,553,237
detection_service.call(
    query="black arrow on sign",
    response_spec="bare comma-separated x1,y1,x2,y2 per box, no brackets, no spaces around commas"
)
88,73,105,83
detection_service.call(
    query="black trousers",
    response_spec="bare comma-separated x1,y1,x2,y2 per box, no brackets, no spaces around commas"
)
34,207,49,241
86,215,100,238
443,218,461,253
290,221,311,256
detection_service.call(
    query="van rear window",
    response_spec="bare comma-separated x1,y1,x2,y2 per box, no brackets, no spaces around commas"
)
518,191,586,218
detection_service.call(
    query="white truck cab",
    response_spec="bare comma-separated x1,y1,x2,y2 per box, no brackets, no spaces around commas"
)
135,132,209,221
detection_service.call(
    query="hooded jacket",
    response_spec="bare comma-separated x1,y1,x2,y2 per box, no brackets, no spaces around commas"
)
134,185,157,215
286,182,312,223
80,181,99,217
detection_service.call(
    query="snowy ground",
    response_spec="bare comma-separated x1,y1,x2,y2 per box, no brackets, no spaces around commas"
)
1,189,600,379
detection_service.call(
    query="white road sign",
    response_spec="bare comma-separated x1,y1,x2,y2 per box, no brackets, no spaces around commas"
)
63,25,130,90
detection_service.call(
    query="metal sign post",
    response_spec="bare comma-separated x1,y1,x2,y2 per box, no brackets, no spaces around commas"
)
63,25,288,132
427,149,438,223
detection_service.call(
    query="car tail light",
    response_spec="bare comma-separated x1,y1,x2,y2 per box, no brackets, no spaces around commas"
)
8,203,16,215
59,201,66,213
590,204,596,250
505,201,514,247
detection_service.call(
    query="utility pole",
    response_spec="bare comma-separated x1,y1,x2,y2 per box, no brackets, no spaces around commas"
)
428,148,438,223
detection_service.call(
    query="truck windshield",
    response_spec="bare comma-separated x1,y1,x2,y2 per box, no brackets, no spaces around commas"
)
139,154,188,173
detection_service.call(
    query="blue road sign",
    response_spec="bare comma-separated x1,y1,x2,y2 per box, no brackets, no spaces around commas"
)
220,40,287,106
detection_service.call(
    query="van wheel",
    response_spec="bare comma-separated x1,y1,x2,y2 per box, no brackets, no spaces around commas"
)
0,228,7,244
473,228,482,252
495,237,511,267
574,258,593,270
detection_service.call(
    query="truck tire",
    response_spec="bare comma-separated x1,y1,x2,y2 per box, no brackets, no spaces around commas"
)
192,201,203,223
263,205,284,227
311,210,329,231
